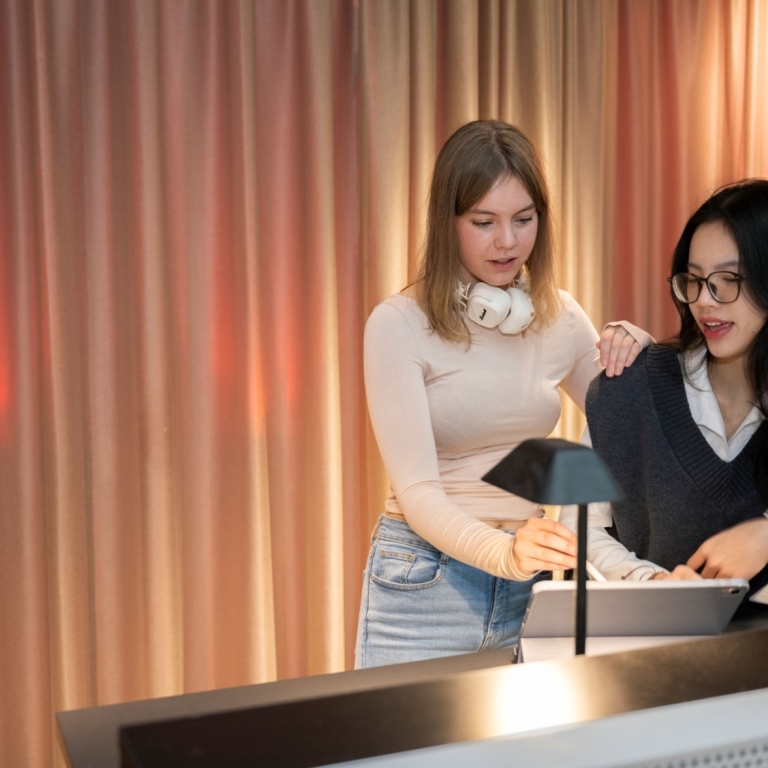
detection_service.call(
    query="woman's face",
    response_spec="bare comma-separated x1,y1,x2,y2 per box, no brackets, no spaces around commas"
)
687,221,768,366
455,174,538,287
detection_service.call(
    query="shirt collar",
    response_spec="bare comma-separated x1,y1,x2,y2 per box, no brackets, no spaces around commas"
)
681,347,764,449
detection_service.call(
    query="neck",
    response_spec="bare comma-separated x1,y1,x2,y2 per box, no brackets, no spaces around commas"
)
707,356,754,438
707,356,751,397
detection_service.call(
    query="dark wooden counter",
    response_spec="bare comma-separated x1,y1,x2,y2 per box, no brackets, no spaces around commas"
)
57,618,768,768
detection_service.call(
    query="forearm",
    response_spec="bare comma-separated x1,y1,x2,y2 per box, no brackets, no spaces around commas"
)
400,482,529,580
559,502,665,581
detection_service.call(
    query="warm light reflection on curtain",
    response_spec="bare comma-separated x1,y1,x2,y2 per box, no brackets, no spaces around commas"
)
1,2,767,767
615,0,768,342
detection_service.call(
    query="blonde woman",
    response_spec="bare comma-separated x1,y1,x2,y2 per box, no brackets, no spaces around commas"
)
356,120,649,668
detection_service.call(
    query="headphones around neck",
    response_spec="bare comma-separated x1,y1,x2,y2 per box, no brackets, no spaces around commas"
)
458,279,535,335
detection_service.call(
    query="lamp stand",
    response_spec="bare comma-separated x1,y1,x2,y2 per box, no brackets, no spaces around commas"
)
575,502,588,655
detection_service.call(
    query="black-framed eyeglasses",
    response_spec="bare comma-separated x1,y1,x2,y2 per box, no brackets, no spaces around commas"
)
667,271,746,304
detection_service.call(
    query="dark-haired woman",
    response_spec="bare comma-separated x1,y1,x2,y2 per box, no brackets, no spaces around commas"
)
562,179,768,605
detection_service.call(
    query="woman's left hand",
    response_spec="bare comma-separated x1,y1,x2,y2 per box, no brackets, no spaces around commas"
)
597,325,644,377
652,564,702,580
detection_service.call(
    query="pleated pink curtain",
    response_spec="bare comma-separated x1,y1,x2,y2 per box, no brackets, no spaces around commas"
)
1,2,768,767
615,0,768,341
1,2,367,765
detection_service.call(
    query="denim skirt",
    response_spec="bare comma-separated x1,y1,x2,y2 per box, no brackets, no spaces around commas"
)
354,515,550,669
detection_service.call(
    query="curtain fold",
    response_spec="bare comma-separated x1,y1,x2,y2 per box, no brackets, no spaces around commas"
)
614,0,768,341
1,2,767,767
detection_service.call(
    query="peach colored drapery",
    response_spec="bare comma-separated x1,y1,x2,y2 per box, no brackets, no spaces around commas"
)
615,0,768,341
2,2,768,767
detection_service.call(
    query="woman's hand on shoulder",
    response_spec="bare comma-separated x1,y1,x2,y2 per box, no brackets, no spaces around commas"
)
597,324,645,378
512,517,577,575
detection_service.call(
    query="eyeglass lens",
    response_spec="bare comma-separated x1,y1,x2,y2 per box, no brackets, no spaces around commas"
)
671,272,742,304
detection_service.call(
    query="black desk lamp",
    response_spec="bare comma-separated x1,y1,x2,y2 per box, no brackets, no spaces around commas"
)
482,437,624,655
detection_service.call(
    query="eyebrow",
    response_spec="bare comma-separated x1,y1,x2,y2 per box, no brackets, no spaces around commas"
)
687,259,741,272
467,202,536,216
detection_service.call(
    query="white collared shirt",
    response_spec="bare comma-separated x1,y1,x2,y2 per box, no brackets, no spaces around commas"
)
683,347,763,460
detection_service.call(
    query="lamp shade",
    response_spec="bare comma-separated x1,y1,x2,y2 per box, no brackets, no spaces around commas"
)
482,438,624,506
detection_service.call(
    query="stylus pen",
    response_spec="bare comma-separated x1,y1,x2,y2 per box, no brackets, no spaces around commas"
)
586,561,607,581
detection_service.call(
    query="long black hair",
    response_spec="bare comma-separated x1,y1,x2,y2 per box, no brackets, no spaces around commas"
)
669,179,768,416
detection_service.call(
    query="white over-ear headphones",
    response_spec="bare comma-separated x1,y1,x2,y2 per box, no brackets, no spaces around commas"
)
458,278,535,335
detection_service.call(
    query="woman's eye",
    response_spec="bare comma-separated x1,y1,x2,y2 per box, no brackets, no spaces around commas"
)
472,220,492,228
516,217,533,225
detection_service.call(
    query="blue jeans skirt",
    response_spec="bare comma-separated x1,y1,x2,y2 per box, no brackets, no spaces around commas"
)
354,515,550,669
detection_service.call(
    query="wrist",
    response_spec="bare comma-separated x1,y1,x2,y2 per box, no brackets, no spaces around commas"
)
507,539,540,582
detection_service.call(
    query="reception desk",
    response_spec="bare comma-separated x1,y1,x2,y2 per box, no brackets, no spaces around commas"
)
59,622,768,768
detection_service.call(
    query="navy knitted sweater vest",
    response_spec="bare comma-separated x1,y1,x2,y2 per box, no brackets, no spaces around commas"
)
586,345,768,593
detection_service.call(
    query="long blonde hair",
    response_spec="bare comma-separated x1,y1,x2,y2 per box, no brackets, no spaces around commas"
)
417,120,560,343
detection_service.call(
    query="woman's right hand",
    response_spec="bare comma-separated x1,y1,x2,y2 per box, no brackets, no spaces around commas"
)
597,324,645,377
512,516,578,575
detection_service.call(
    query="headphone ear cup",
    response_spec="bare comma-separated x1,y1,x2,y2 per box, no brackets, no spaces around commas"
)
465,283,512,328
498,287,535,334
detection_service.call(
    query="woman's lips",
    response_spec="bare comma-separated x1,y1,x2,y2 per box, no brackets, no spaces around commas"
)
489,257,518,272
699,319,733,340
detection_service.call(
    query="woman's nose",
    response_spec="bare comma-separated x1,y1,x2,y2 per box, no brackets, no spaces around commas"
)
495,223,516,248
694,279,717,306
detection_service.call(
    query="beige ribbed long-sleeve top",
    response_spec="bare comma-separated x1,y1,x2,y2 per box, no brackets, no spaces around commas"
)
364,290,604,580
